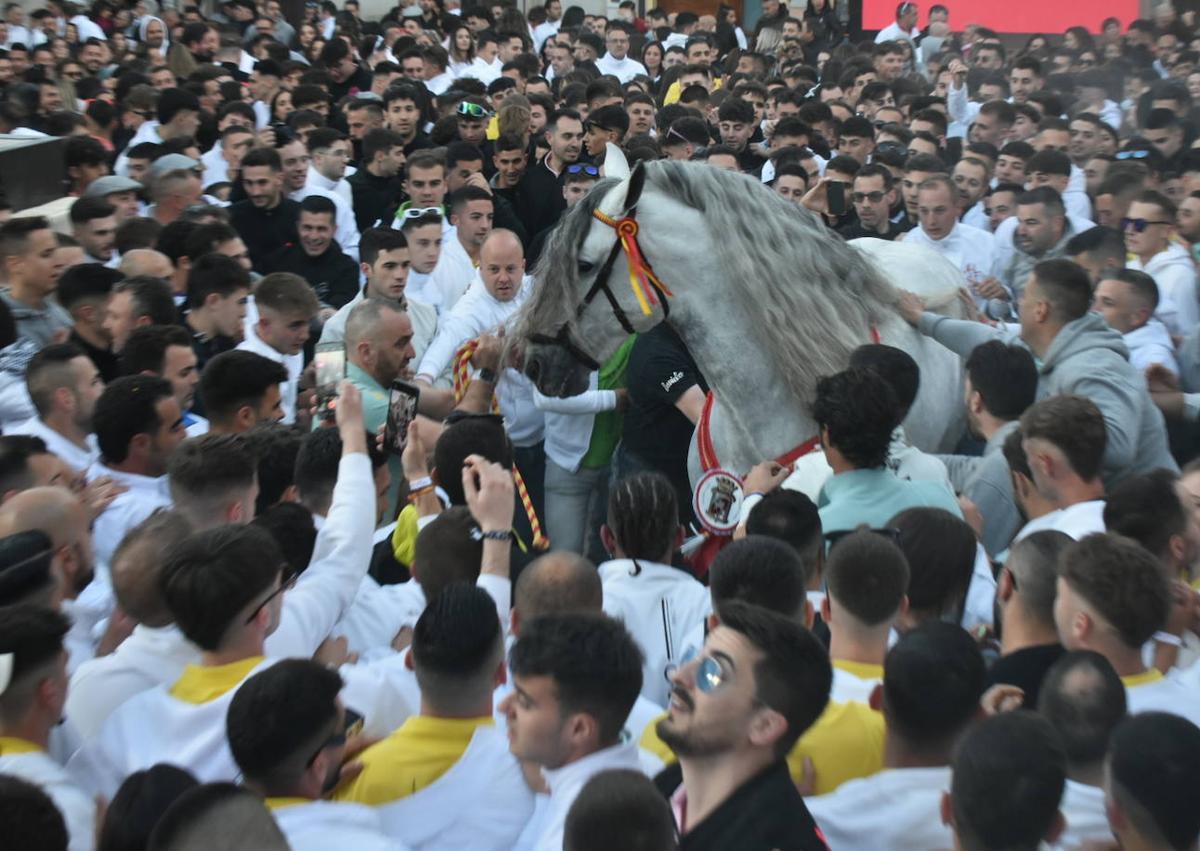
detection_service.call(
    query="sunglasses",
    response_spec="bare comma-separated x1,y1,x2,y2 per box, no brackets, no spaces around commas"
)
1115,149,1150,160
1122,217,1172,233
566,163,600,176
456,101,491,118
402,205,443,219
243,571,297,625
695,655,732,694
852,190,887,203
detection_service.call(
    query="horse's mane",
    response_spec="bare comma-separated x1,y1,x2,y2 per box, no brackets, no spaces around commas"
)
520,162,898,409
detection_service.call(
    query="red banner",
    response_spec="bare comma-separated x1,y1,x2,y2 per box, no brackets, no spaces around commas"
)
862,1,1140,35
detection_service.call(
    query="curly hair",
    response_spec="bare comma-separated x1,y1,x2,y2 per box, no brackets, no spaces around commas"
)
811,367,900,469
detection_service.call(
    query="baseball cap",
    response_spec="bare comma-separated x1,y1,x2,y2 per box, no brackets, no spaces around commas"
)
148,154,201,180
84,175,143,197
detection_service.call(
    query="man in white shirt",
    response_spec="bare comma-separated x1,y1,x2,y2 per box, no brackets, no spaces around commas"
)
595,24,645,84
808,622,986,851
69,385,379,796
941,712,1067,851
229,660,405,851
419,186,494,314
532,0,562,52
7,343,103,474
1035,650,1127,849
821,530,908,704
1054,533,1200,726
305,128,355,210
1092,269,1180,375
87,374,185,578
280,137,361,261
875,1,920,43
501,613,645,851
65,511,198,740
904,175,1005,315
1126,190,1200,337
237,273,319,426
0,606,96,851
336,584,532,850
1012,395,1107,543
598,472,710,706
395,209,446,319
200,124,256,191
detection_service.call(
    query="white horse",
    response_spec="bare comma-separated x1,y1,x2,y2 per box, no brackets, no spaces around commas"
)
515,147,967,490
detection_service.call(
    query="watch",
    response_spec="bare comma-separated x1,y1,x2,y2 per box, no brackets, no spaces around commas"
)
471,527,513,542
478,367,498,383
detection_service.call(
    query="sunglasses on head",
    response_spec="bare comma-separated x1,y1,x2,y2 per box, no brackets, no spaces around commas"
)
566,163,600,176
456,101,491,118
403,205,442,219
1122,217,1172,232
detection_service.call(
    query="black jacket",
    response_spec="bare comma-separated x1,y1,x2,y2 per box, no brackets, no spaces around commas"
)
262,240,360,308
655,761,830,851
229,198,301,273
348,168,404,232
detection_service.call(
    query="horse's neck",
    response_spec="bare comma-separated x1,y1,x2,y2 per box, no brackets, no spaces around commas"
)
672,299,817,475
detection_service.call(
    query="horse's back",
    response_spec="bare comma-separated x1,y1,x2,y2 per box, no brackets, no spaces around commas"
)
849,237,964,314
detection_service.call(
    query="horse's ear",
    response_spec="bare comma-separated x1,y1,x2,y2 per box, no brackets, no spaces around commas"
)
624,158,647,210
603,142,630,180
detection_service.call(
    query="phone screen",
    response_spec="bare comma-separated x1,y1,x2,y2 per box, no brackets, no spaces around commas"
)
827,181,846,216
385,380,421,455
314,343,346,420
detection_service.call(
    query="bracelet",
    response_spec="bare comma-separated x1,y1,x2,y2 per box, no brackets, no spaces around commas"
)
408,476,433,491
474,528,513,542
1153,630,1184,647
407,485,436,503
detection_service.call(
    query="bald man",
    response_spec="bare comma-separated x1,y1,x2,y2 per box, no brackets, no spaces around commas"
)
496,549,663,741
118,248,174,281
0,486,100,672
414,229,545,515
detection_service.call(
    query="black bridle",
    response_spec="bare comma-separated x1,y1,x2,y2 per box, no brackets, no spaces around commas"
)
527,166,671,372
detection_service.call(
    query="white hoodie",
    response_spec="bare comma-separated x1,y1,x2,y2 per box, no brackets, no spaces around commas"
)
1124,318,1180,375
1129,242,1200,337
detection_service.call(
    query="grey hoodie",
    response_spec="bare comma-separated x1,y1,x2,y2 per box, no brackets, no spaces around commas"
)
918,311,1177,484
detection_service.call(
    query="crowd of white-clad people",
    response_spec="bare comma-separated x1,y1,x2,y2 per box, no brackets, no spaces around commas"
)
5,0,1200,848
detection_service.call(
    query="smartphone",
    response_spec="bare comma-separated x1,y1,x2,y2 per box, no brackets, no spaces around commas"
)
385,379,421,455
827,180,846,216
343,707,364,739
314,343,346,421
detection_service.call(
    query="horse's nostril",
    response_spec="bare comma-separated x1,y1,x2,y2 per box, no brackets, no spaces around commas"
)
525,357,542,385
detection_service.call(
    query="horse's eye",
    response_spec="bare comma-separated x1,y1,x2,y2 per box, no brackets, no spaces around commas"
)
577,260,595,275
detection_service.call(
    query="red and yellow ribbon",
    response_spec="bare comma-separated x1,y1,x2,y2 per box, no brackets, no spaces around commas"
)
452,339,547,550
593,210,674,317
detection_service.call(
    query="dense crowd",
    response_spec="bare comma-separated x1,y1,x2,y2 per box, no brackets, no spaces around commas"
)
2,0,1200,849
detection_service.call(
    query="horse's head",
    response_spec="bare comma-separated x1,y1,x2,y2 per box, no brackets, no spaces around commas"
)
516,145,670,397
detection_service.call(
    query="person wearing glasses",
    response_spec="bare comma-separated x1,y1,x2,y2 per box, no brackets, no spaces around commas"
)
595,22,645,84
838,164,904,240
1126,190,1200,338
654,601,833,850
230,660,401,851
808,622,984,851
69,382,385,797
304,128,355,210
874,2,920,44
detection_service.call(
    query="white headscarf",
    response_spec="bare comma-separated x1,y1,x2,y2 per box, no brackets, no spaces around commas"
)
137,15,169,57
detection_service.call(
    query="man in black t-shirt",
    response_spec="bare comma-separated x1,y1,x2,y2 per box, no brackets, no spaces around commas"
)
617,323,708,526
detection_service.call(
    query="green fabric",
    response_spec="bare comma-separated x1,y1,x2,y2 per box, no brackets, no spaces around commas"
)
581,336,635,469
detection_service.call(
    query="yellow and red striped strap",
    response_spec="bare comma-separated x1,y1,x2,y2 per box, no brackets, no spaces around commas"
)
452,339,500,413
512,465,548,551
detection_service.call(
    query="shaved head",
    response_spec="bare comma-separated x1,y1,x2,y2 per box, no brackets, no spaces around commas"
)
479,228,523,263
118,248,174,280
514,550,601,630
0,486,93,598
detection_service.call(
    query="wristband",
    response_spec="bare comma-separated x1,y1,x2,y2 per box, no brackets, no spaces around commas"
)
408,476,433,491
1154,631,1184,647
478,367,498,384
472,528,513,542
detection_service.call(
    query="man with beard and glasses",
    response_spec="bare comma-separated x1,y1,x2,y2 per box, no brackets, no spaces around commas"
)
229,659,399,850
654,601,832,850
